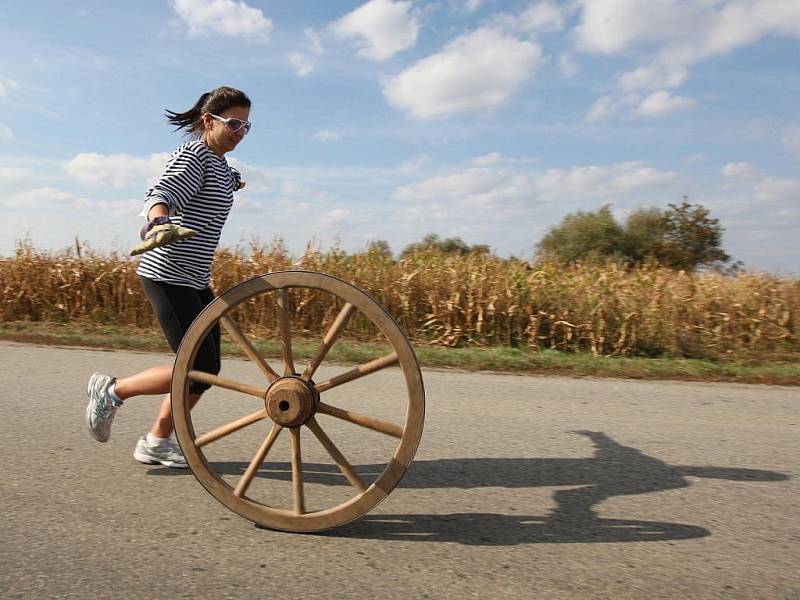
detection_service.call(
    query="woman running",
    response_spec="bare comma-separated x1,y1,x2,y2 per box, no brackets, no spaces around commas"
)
85,86,251,467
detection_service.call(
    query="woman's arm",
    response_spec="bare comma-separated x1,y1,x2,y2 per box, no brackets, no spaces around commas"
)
141,144,205,219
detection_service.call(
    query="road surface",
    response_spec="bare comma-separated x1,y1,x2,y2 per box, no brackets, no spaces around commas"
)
0,342,797,599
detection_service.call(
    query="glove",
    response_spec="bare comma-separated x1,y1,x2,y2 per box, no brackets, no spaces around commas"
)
130,216,196,256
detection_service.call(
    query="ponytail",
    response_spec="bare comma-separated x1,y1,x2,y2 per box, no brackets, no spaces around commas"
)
165,87,251,138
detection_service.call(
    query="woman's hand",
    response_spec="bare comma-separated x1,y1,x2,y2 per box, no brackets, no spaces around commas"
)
130,216,197,256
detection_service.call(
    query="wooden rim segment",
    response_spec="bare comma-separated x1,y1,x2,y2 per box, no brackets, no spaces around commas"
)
171,270,425,532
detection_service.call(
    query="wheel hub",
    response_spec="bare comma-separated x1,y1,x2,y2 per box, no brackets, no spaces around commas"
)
265,377,317,427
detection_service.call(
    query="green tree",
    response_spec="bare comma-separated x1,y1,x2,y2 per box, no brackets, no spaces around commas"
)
656,199,732,270
536,205,625,263
401,233,491,257
365,239,393,258
622,206,669,263
537,200,735,271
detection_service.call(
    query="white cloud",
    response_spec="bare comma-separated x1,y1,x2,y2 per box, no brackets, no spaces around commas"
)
449,0,484,14
3,182,137,219
574,0,702,55
395,161,676,207
618,59,690,94
64,153,169,188
753,176,800,202
0,78,21,97
330,0,419,61
0,125,13,141
722,162,758,180
585,95,615,122
469,152,505,167
319,208,353,226
636,90,697,117
723,162,800,202
390,161,678,253
383,27,543,119
516,1,567,33
0,166,32,184
289,52,315,77
534,161,677,201
280,180,309,197
0,167,36,192
289,28,324,77
1,186,82,208
170,0,272,40
312,129,341,143
586,88,696,121
558,53,579,77
575,0,800,119
400,154,431,174
491,1,572,36
304,27,323,55
394,168,531,215
73,197,142,216
699,0,800,58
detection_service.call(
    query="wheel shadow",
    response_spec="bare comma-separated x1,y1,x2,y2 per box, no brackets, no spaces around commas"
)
330,430,788,544
148,430,789,545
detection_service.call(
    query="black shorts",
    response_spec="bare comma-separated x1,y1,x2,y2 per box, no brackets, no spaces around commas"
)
140,276,220,394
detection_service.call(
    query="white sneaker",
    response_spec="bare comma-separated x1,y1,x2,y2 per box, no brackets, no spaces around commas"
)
133,435,188,468
86,372,119,442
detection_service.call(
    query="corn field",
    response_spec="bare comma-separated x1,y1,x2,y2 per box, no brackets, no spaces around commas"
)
1,240,798,360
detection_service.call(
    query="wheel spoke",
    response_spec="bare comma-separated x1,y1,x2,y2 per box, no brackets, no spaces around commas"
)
306,417,367,492
188,370,267,399
277,289,295,376
220,316,279,383
314,352,399,393
317,401,403,438
302,302,355,381
234,423,282,498
290,427,306,514
196,409,269,448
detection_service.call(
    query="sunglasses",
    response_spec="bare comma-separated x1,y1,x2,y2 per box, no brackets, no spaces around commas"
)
209,113,252,134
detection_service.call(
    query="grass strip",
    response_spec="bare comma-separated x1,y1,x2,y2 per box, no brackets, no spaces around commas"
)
1,320,797,385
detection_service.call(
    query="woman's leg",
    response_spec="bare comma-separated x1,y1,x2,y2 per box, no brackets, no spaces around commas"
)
138,282,221,438
149,392,203,439
106,279,191,403
87,279,218,448
113,364,173,399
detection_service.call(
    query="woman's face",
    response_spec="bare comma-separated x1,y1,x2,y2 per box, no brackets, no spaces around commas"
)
202,105,251,156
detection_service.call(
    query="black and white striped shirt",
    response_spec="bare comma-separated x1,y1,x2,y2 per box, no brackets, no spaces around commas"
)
136,140,241,290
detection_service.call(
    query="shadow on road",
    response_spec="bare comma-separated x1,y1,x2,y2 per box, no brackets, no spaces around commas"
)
330,513,710,545
150,430,788,545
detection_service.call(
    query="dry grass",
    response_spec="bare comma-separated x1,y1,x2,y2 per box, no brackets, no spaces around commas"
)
1,240,797,361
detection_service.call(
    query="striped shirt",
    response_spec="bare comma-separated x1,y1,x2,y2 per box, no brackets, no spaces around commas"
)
136,140,241,290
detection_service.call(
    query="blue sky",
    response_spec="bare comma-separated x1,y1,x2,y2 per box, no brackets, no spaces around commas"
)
1,0,799,272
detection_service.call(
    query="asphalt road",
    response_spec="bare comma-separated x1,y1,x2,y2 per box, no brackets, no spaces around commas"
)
1,341,798,599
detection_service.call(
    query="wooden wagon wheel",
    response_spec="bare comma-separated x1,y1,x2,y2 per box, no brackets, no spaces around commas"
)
171,271,425,532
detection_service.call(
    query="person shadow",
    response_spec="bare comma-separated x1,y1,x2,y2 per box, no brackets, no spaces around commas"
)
150,430,789,545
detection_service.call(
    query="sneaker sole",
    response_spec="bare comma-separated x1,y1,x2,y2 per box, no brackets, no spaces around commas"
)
133,449,189,469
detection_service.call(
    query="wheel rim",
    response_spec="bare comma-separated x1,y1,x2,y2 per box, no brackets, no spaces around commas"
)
171,270,425,532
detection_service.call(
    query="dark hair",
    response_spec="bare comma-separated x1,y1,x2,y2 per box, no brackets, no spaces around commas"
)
165,86,251,138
